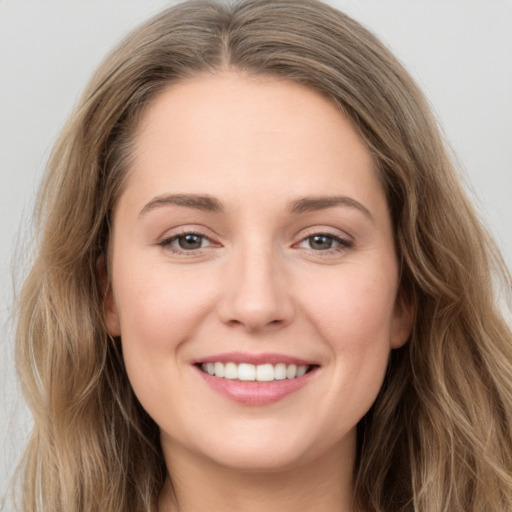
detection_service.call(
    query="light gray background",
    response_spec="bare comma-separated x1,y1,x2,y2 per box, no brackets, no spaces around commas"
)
1,0,511,498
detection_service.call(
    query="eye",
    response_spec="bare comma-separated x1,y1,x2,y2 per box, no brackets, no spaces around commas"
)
160,232,214,252
296,232,352,253
306,234,336,250
175,233,206,250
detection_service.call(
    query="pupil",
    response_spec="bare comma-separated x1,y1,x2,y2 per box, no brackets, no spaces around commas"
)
179,234,202,250
310,235,332,250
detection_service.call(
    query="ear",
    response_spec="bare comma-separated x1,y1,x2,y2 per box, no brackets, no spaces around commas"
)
97,254,121,337
390,293,414,349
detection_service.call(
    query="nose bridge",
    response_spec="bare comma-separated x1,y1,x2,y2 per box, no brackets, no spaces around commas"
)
218,234,293,331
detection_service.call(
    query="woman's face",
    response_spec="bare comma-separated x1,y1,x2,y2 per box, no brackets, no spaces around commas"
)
105,72,412,472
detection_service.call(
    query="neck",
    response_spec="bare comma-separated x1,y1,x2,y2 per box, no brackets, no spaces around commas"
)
158,433,357,512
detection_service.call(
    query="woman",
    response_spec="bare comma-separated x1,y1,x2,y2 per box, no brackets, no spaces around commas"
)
14,0,512,511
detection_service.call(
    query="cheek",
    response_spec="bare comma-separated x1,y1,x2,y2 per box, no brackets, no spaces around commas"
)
300,262,398,400
112,259,219,368
301,266,399,348
111,261,221,421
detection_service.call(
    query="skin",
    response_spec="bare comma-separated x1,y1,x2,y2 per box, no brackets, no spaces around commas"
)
105,71,413,512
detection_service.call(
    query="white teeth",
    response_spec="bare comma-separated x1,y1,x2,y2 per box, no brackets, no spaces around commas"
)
286,364,297,379
214,362,224,378
224,362,238,379
238,363,256,381
296,365,307,377
200,362,312,381
256,363,274,382
274,363,287,380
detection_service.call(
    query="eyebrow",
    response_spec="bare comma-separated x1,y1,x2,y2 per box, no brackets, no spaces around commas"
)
139,193,224,217
139,193,373,221
288,195,374,221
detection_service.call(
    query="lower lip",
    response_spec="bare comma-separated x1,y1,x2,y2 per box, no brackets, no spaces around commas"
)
194,366,318,405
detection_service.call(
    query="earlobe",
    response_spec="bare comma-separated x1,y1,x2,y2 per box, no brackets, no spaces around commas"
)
97,254,121,337
390,295,415,349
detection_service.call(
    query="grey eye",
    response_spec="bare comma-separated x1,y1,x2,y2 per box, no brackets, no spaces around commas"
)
178,234,204,250
308,235,335,250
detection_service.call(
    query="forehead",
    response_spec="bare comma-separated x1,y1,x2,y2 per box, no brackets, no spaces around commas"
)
121,71,385,216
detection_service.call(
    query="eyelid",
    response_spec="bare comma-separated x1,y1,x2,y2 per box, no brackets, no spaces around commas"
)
293,227,354,254
156,225,353,256
157,224,220,241
157,226,221,254
295,226,353,243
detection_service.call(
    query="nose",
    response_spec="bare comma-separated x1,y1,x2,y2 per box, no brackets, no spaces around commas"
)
217,244,295,333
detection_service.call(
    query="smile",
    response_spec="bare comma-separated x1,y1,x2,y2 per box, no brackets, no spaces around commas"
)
194,354,319,405
199,362,310,382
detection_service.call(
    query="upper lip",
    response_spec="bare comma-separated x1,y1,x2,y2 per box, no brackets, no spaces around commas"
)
192,351,318,366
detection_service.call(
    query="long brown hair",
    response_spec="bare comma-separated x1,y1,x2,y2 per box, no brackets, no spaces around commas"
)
14,1,512,511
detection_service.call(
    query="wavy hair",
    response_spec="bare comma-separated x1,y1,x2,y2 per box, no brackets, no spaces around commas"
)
14,0,512,511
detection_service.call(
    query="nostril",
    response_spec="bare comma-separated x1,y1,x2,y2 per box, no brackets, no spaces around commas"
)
216,275,295,332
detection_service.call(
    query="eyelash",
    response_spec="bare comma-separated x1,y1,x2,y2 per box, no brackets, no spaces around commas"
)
296,232,353,255
158,230,353,255
159,230,215,255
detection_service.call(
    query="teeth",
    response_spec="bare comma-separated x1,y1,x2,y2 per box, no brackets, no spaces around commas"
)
274,363,287,380
238,363,256,381
256,363,274,382
214,362,225,378
296,365,307,377
200,362,310,381
286,364,297,379
224,362,238,379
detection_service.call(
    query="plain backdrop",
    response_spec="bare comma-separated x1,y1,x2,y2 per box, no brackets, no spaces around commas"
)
1,0,511,498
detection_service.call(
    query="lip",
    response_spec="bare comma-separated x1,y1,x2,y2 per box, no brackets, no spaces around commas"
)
191,351,317,366
192,352,320,406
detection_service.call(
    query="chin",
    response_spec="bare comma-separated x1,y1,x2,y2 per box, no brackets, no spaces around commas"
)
207,448,312,474
175,423,352,475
